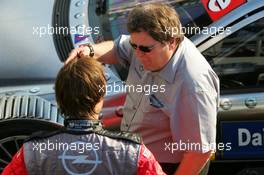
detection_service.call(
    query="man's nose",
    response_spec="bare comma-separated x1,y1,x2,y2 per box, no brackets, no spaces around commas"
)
135,49,145,58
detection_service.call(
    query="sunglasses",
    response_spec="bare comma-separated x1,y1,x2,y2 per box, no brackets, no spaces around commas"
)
129,40,157,53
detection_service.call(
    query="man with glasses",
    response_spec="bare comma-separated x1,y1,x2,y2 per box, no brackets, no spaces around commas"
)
67,3,219,175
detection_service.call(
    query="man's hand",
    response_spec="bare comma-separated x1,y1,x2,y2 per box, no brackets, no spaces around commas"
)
174,151,212,175
65,45,90,65
65,41,117,65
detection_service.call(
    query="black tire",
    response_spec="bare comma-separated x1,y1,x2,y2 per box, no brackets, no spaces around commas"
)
0,95,64,172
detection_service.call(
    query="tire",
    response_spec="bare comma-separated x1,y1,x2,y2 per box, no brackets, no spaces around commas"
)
0,95,64,172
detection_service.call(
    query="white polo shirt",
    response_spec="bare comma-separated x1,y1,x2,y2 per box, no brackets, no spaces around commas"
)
114,35,220,163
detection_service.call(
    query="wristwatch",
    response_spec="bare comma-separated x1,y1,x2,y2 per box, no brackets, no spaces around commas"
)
84,43,94,58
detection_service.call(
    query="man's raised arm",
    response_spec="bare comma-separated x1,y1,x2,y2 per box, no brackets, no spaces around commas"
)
66,40,118,64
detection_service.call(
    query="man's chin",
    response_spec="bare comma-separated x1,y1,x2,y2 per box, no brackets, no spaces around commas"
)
142,64,152,71
144,66,161,72
142,64,160,72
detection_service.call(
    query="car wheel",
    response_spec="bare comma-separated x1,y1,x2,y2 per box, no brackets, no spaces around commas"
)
0,95,63,172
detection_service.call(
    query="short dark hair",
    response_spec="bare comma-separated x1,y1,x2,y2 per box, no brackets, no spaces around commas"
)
55,58,106,119
127,3,184,44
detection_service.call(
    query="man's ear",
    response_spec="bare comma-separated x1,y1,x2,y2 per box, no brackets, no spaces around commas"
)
169,38,178,50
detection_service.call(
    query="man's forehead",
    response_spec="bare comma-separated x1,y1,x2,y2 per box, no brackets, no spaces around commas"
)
130,32,157,44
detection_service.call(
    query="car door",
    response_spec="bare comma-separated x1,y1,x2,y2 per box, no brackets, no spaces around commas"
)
199,12,264,160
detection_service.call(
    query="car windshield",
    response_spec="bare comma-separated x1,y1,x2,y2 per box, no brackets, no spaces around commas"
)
203,17,264,91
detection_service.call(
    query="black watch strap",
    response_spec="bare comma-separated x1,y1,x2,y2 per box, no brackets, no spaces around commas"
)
86,43,94,58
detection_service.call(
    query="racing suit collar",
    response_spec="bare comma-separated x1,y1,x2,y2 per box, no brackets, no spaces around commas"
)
64,119,102,131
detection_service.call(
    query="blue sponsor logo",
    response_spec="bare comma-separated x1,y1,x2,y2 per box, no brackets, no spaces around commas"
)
220,121,264,159
74,34,89,44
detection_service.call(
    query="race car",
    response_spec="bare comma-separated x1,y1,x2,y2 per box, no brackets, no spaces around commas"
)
0,0,264,174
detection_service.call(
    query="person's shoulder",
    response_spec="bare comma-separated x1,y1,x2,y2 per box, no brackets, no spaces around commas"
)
24,128,142,144
24,130,61,143
95,129,142,144
182,37,195,47
115,34,130,44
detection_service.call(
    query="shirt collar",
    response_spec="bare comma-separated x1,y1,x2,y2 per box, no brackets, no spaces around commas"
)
157,37,185,83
